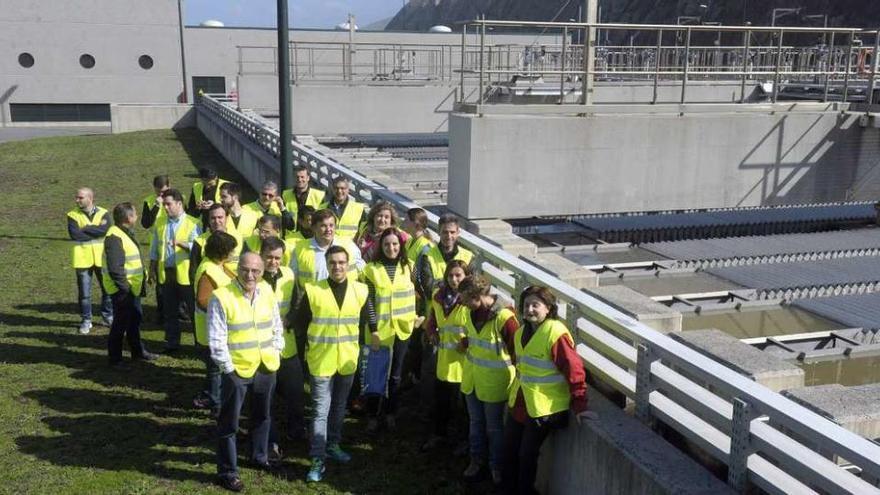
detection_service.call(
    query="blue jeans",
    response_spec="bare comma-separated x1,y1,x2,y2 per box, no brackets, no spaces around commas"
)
464,392,506,469
199,343,221,413
76,267,112,322
309,373,354,459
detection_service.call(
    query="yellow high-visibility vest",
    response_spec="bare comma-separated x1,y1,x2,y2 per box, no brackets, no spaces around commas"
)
101,225,145,297
269,267,298,359
194,230,243,272
508,319,572,418
213,281,281,378
304,279,368,377
155,214,199,285
225,207,261,239
405,235,433,266
191,178,229,206
282,187,325,226
293,239,359,286
424,244,474,282
243,235,292,267
142,194,167,228
193,259,234,345
461,307,516,403
324,200,365,240
67,207,108,268
362,261,416,347
431,289,469,383
243,200,282,217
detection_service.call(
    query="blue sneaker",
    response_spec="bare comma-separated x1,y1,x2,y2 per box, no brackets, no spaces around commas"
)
326,444,351,463
306,458,325,483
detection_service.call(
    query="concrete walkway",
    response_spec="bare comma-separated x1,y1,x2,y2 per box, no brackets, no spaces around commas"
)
0,126,111,144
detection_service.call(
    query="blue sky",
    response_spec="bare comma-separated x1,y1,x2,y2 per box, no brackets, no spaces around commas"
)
185,0,405,29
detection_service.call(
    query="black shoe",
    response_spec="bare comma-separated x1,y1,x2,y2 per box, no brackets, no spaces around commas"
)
217,475,244,492
160,347,179,355
133,351,159,362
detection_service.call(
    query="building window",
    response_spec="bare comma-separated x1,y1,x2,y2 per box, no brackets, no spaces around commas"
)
10,103,111,123
138,55,154,70
79,54,95,69
18,53,34,68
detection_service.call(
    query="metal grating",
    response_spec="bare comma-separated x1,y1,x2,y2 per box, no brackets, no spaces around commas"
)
642,228,880,262
575,203,875,243
793,293,880,329
708,256,880,292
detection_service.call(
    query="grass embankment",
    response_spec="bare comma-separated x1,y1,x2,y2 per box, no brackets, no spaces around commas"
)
0,129,475,494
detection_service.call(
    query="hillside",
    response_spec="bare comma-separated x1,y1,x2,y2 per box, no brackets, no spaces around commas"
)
387,0,866,32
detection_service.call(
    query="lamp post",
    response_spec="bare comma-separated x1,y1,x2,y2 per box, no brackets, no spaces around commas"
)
277,0,293,192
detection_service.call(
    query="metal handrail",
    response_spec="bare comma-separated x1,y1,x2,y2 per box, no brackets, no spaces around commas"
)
197,94,880,494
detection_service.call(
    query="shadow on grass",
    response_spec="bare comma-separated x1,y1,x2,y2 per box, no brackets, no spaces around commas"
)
16,411,216,484
172,128,257,202
0,234,70,241
0,312,74,329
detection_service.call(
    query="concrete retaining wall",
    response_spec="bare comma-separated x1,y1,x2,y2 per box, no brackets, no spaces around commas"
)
448,104,880,219
196,106,277,190
110,104,194,134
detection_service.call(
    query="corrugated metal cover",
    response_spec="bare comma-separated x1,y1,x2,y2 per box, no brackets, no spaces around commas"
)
707,256,880,290
793,293,880,329
643,228,880,261
343,133,449,147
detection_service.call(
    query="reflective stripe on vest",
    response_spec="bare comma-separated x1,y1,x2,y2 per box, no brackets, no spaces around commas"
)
213,282,281,378
294,240,358,285
155,214,199,285
509,319,572,418
461,307,516,402
432,293,469,384
68,207,108,268
331,200,365,239
101,225,144,297
363,262,416,346
304,279,369,377
193,259,234,345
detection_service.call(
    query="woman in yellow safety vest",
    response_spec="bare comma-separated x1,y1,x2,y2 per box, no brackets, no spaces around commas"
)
357,201,410,262
457,275,519,485
361,228,417,434
192,231,238,415
501,285,596,495
421,259,472,451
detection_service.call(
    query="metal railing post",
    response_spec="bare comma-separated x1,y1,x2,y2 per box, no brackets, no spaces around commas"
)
844,32,855,102
823,32,836,102
560,27,568,104
479,16,486,106
869,29,880,107
772,29,784,103
740,30,751,102
652,30,663,104
459,24,467,102
728,398,758,492
635,344,658,425
680,28,691,105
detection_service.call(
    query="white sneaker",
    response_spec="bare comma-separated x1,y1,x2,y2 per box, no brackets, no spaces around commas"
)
78,320,92,335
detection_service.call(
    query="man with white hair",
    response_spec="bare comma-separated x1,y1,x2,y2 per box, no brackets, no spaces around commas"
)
67,187,113,334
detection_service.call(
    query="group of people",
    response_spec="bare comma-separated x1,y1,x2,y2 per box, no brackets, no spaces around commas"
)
65,166,594,494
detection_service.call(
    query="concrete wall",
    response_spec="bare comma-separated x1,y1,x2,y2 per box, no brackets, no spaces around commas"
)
448,105,880,219
196,105,278,191
0,0,184,124
110,104,194,134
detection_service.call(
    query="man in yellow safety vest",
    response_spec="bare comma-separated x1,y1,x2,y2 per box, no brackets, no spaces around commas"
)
322,176,366,240
67,187,113,334
102,202,157,368
149,188,201,353
208,252,284,492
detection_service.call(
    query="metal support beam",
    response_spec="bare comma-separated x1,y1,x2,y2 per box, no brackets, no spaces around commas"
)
581,0,598,105
681,28,692,104
177,0,188,103
277,0,293,191
728,398,758,492
740,30,751,102
772,29,784,103
635,344,658,425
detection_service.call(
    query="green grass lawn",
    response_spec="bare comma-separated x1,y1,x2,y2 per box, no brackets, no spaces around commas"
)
0,129,480,494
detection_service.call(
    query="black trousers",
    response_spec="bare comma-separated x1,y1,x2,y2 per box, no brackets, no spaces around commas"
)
366,337,409,417
216,369,276,478
501,411,568,495
432,379,460,437
107,292,146,363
